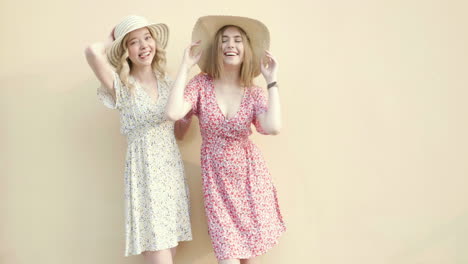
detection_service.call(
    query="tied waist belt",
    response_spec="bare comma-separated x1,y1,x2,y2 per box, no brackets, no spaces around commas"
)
124,124,172,145
203,136,251,149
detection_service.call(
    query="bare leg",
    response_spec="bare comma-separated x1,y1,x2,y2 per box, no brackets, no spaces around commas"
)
142,249,173,264
170,247,177,258
240,255,261,264
219,259,241,264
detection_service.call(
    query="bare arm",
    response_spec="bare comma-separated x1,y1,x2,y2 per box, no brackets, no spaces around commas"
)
257,86,281,135
165,41,202,121
257,51,282,135
84,32,115,100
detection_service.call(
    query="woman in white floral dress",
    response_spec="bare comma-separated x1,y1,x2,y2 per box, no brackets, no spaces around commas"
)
84,15,192,264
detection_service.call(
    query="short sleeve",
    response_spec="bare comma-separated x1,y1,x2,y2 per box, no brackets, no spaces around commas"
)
183,73,205,116
97,72,122,109
252,86,269,135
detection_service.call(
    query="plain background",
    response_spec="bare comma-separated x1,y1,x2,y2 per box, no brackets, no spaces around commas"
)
2,0,468,263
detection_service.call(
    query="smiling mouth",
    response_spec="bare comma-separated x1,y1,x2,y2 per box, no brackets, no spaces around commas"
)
139,51,151,59
224,52,238,56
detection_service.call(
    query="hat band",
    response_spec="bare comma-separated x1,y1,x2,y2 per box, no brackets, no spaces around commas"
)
115,21,150,39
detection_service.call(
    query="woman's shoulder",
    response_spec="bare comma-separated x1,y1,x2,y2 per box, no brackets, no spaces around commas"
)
191,72,212,83
185,72,212,93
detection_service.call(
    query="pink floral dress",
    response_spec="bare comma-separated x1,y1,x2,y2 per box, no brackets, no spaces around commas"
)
184,73,286,260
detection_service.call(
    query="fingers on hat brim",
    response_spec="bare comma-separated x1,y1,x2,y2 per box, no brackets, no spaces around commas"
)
192,15,270,77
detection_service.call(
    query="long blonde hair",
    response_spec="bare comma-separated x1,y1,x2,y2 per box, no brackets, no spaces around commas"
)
115,27,167,92
205,25,256,87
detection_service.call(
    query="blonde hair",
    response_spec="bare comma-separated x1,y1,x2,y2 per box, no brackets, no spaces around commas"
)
205,25,256,87
115,27,167,92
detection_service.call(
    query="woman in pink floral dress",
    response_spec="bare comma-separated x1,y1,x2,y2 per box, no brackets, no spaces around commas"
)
166,16,286,263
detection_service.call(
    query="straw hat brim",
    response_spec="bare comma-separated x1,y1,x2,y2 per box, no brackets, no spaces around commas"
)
107,23,169,68
191,15,270,77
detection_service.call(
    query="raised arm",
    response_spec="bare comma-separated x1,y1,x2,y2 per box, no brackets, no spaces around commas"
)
257,51,282,135
165,41,202,121
84,32,116,100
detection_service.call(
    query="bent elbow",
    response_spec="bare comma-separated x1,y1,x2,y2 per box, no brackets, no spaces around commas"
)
84,45,93,56
84,43,103,59
165,111,181,122
84,46,97,61
270,123,282,135
269,129,281,135
265,125,281,135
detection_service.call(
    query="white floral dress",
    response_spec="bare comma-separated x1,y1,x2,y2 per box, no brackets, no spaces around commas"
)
97,72,192,256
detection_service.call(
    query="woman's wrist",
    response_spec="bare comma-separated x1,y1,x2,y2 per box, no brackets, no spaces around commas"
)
265,72,277,83
267,81,278,89
180,62,192,72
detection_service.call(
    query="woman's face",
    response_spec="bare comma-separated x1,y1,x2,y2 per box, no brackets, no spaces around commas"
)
125,27,156,68
220,26,245,67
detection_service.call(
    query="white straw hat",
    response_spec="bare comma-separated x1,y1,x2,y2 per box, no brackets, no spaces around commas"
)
191,15,270,77
107,15,169,68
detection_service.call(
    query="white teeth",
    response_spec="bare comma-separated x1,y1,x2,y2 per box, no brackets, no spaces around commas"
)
140,51,150,57
225,52,237,56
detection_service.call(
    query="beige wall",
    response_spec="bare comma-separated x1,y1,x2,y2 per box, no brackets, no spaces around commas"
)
2,0,468,263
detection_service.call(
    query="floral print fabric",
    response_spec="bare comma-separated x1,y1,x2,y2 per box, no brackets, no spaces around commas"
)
97,72,192,256
184,73,286,260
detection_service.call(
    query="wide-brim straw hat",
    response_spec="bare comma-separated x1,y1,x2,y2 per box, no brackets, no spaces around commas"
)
192,15,270,77
107,15,169,68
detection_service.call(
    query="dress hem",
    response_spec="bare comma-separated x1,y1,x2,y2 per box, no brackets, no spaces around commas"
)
125,237,193,257
215,226,286,261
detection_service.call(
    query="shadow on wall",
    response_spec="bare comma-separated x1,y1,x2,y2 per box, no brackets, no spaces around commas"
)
71,79,215,263
176,161,216,264
1,72,216,263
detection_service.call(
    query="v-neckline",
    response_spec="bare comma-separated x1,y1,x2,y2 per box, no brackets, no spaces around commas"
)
210,78,246,121
131,75,161,106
